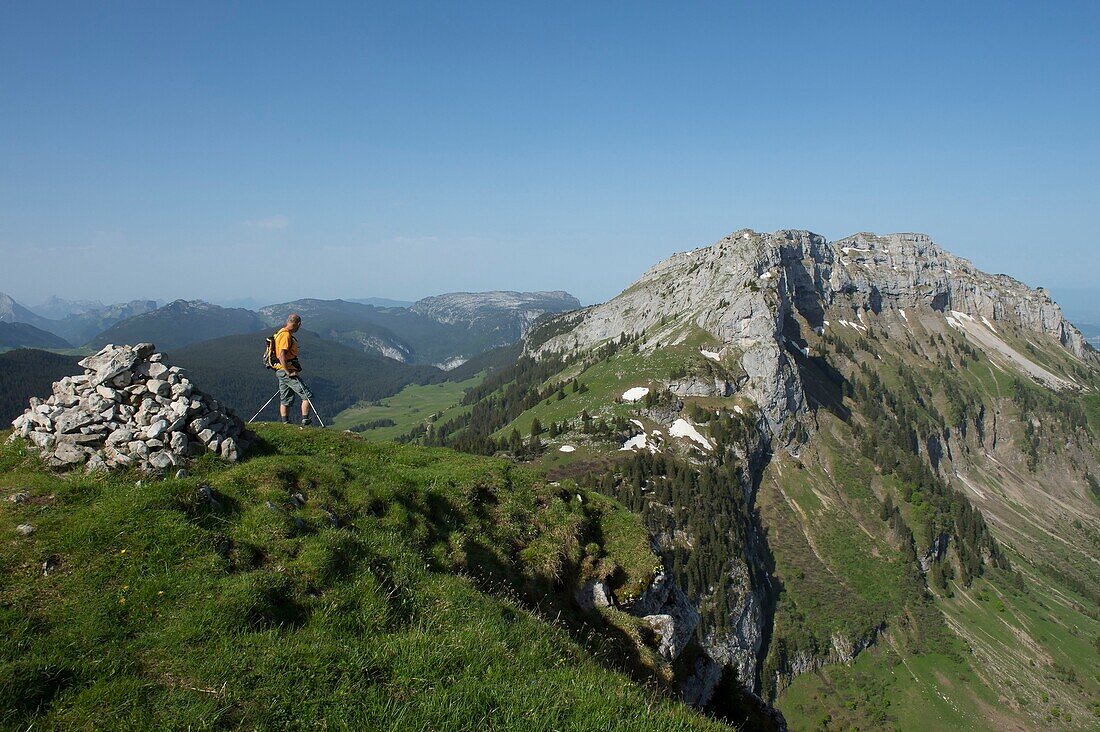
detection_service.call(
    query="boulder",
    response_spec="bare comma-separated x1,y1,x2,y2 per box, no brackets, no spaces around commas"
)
78,346,140,385
146,379,171,397
53,442,87,465
575,579,615,611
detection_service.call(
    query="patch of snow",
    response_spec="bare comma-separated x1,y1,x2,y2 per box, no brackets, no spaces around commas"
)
652,429,662,436
622,387,650,402
840,246,870,255
823,320,830,327
857,310,866,324
759,272,773,280
980,316,998,333
669,418,712,450
950,310,975,323
733,405,745,415
700,349,721,362
945,269,954,275
559,445,576,453
620,434,648,451
898,309,909,324
945,315,962,330
630,419,646,430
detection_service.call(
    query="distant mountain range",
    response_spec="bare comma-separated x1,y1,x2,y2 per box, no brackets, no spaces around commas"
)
0,292,58,334
28,295,107,320
0,290,578,365
1,292,158,347
86,299,267,352
260,291,579,368
346,296,414,308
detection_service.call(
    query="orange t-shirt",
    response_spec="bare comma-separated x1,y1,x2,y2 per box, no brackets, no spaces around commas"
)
273,328,298,370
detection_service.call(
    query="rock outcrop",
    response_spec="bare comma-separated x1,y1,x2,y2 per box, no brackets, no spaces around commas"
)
9,343,251,473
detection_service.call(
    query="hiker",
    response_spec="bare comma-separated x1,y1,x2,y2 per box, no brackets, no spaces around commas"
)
274,313,315,426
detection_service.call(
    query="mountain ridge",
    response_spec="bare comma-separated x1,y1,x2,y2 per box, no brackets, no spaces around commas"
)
438,228,1100,727
87,300,267,351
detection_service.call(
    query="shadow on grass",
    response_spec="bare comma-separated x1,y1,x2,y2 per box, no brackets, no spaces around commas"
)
462,539,660,694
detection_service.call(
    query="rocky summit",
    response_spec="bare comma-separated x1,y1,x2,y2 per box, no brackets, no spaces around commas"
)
9,342,251,473
532,230,1093,441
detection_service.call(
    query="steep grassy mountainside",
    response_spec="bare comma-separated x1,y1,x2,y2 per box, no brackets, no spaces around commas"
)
88,300,267,351
0,425,734,730
763,310,1099,730
167,330,447,420
429,229,1100,729
0,322,72,350
0,350,81,424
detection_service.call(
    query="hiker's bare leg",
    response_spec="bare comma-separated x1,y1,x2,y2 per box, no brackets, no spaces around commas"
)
280,404,289,419
301,401,309,417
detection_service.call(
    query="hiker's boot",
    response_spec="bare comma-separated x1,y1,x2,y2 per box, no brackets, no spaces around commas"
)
281,415,290,425
300,416,312,429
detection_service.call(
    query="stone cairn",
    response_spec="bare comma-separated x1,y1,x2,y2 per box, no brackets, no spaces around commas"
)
9,343,252,473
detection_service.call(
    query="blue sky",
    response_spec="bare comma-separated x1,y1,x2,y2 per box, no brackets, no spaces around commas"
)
2,2,1098,318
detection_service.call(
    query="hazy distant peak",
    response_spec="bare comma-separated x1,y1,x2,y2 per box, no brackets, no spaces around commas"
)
31,295,106,319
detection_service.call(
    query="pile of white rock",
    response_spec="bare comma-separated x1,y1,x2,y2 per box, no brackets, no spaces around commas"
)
9,343,252,473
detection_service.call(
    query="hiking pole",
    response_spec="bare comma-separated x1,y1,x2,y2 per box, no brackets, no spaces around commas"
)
305,400,326,428
248,391,281,424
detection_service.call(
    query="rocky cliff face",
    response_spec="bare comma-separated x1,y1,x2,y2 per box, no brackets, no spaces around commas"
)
785,231,1091,359
533,230,1090,436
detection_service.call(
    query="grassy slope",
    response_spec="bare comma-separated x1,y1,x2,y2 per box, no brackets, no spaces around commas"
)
497,326,740,445
768,310,1100,730
0,426,727,731
331,373,483,440
761,431,1011,731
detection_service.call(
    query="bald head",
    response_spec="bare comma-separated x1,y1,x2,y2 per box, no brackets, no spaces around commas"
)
286,313,301,332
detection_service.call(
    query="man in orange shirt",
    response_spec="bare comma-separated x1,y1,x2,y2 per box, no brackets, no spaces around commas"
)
274,313,315,426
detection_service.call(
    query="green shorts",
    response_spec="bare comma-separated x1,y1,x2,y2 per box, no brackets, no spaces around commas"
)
277,369,314,407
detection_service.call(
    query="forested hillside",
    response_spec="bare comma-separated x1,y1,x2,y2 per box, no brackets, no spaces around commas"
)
0,349,80,423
